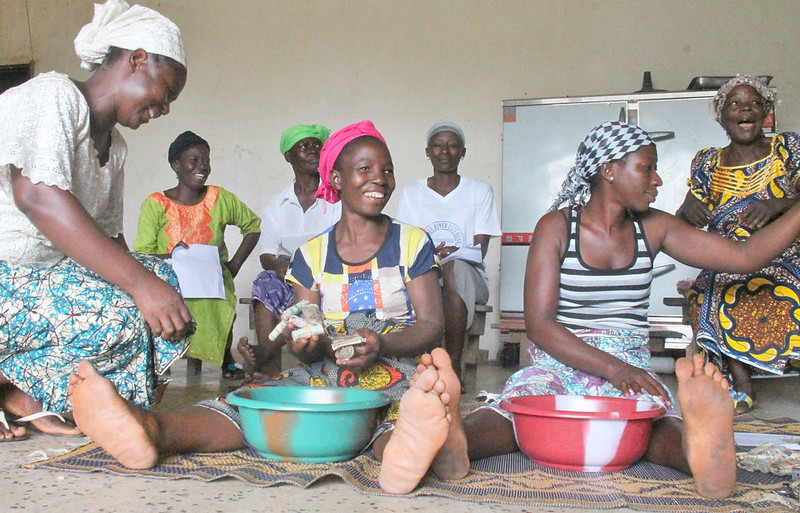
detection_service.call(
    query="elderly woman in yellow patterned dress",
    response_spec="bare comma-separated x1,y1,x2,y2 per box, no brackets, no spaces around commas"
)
677,75,800,415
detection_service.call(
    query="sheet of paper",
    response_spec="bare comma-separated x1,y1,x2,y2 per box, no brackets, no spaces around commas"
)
169,244,226,299
734,431,800,450
440,245,483,265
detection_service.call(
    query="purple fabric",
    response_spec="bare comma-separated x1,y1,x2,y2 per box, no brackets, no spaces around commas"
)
251,271,293,317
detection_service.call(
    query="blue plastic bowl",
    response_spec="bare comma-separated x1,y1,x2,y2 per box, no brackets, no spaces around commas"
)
226,386,390,463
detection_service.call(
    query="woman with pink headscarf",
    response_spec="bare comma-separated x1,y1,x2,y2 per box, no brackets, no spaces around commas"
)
68,121,458,495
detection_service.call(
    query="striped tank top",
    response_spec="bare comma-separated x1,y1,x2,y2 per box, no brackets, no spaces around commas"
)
556,208,653,331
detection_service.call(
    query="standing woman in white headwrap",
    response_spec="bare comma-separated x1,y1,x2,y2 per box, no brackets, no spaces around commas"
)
0,0,191,440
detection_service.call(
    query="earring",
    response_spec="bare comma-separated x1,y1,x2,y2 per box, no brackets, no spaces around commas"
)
608,176,615,183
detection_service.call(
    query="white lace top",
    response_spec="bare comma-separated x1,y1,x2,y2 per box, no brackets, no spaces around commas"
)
0,72,127,267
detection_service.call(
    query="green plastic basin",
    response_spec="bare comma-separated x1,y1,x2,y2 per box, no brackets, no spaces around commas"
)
226,386,390,462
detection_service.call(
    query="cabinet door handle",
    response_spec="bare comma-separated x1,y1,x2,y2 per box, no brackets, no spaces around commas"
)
648,131,675,142
653,263,676,278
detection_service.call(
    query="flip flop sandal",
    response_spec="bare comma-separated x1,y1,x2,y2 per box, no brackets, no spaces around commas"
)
0,410,30,442
222,363,245,380
14,410,71,432
731,391,754,416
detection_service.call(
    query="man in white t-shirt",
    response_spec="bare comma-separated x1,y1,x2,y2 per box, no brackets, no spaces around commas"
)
240,124,341,378
395,121,501,382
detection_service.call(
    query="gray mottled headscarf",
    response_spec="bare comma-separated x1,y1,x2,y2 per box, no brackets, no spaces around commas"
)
712,74,774,124
427,121,466,146
549,121,654,212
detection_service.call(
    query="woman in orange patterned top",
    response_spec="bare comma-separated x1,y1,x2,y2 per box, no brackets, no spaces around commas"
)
134,131,261,375
677,75,800,415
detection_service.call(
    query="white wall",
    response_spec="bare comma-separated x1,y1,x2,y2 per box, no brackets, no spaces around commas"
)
4,0,800,359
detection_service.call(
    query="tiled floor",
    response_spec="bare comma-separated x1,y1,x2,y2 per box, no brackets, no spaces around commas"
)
3,356,799,513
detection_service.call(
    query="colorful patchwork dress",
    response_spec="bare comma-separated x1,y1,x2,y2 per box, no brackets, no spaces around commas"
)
200,219,438,440
685,132,800,383
134,186,261,366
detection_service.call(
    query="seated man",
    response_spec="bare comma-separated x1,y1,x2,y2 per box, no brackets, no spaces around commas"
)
240,124,340,378
395,121,501,381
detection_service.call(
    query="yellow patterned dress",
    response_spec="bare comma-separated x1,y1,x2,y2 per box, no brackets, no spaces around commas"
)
134,186,261,366
685,132,800,386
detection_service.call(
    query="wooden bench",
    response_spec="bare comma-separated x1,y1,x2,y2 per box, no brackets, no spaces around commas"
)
663,296,691,324
661,296,696,357
240,297,257,330
491,313,689,367
461,304,494,390
491,317,531,366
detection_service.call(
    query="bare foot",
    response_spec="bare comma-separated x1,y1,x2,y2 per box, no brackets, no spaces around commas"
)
378,365,451,494
675,353,736,499
0,412,27,441
428,348,470,480
0,384,80,435
236,336,275,383
69,361,160,469
236,336,256,368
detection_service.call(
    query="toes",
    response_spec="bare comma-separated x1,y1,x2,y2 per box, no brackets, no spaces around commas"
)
692,353,706,374
0,423,26,440
413,368,440,392
77,360,101,379
430,348,453,370
674,357,691,380
419,353,434,367
709,367,729,388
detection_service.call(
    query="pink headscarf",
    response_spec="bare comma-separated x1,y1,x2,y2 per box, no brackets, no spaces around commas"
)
315,120,387,203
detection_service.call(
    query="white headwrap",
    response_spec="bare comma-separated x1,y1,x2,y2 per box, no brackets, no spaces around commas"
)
74,0,186,71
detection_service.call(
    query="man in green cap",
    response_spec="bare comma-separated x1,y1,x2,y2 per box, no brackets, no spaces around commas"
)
240,124,340,379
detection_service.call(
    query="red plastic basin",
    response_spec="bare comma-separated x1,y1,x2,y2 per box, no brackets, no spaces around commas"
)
500,395,665,472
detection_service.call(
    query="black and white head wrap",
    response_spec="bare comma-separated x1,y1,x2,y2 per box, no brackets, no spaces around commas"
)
549,121,654,212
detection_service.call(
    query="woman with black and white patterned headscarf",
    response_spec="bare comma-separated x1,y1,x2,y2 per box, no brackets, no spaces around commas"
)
550,120,655,211
449,120,800,499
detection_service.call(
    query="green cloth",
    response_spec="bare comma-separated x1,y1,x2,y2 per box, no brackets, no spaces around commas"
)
134,186,261,366
279,124,331,155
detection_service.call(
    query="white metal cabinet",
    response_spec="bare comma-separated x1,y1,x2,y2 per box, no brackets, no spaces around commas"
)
500,91,730,317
